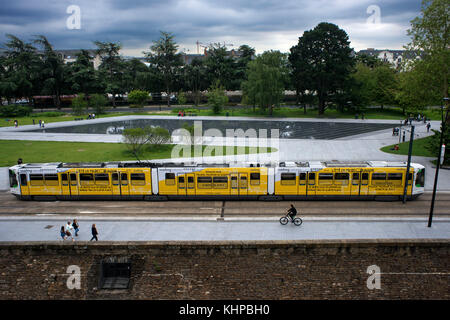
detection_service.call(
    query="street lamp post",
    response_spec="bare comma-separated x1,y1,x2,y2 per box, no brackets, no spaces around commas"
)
428,97,449,227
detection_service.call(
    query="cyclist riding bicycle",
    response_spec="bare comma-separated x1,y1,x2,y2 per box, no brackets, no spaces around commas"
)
287,204,297,221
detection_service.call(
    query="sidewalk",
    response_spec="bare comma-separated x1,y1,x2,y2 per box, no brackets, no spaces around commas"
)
0,217,448,242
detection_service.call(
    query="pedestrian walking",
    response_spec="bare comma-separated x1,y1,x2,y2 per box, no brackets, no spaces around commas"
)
65,221,74,241
60,226,67,240
402,131,406,143
90,224,98,241
72,219,80,237
41,120,45,128
32,119,35,125
426,122,431,133
14,119,18,127
38,119,42,128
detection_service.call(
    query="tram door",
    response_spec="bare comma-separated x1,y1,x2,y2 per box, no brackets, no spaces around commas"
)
177,173,186,196
230,173,239,196
186,174,195,196
359,172,369,195
239,173,248,196
119,171,130,196
69,172,79,196
61,173,70,196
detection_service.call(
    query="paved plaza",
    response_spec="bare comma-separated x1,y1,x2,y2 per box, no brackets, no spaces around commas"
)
1,115,449,191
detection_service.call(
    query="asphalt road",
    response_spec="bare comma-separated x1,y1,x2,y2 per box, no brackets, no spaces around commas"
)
0,191,449,217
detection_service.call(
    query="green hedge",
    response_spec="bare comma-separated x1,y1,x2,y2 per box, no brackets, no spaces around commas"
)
0,105,32,117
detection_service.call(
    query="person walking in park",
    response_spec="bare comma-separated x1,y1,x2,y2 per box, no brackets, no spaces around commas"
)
60,226,67,240
90,224,99,241
41,120,45,128
38,119,42,128
426,122,431,133
72,219,80,237
402,131,406,143
14,120,18,127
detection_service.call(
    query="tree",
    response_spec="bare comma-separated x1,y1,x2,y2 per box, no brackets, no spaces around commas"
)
68,50,102,98
34,35,67,109
241,50,288,116
71,93,88,115
144,31,182,108
289,22,355,115
207,81,228,114
94,41,123,108
128,90,149,106
406,0,449,112
204,43,235,90
184,58,208,106
122,127,150,161
1,34,41,105
230,44,255,90
372,65,398,109
89,94,108,115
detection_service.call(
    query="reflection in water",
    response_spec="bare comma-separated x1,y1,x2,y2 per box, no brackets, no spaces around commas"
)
30,119,395,140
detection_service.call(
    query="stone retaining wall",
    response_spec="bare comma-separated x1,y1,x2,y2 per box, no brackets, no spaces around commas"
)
0,240,448,299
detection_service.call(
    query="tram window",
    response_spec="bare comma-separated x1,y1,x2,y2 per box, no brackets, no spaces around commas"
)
121,173,128,185
197,176,212,189
388,173,403,180
372,173,386,180
352,173,360,185
361,173,369,185
308,173,316,185
213,176,228,189
80,173,94,185
70,173,77,186
250,173,260,185
319,173,333,185
112,173,119,185
20,174,27,186
240,176,248,189
44,174,59,186
408,173,413,181
131,173,145,186
187,176,194,183
165,173,175,185
95,173,110,185
299,173,307,185
30,174,44,186
416,169,425,188
187,176,194,189
281,173,296,185
231,176,238,189
334,173,349,185
61,173,68,186
178,176,185,183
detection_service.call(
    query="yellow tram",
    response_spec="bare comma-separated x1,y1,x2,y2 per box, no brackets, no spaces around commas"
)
8,161,425,200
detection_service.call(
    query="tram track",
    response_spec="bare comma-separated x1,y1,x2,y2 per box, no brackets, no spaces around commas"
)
0,191,448,217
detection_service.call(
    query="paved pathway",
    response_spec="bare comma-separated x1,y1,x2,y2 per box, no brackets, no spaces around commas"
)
0,217,448,241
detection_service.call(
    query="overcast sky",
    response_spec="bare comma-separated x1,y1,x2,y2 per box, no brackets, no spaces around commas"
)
0,0,422,56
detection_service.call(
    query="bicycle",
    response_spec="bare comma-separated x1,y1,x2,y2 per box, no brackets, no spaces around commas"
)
280,213,302,226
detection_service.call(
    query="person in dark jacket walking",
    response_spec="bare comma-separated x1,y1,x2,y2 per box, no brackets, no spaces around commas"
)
72,219,80,237
426,122,431,133
90,224,98,241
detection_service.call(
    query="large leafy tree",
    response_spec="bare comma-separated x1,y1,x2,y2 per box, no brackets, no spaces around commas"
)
94,41,123,107
204,43,235,90
241,50,288,116
289,22,355,115
144,31,183,108
68,50,103,98
1,34,41,105
406,0,449,163
34,35,68,109
183,58,209,106
229,44,255,90
406,0,449,116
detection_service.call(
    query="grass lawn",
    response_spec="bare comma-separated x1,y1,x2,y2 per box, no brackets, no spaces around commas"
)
1,106,443,128
380,134,436,158
0,140,276,167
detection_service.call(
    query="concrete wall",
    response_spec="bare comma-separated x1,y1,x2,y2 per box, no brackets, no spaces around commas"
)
0,240,448,300
0,167,8,191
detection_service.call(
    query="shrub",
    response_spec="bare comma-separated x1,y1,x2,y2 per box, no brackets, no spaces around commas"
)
89,94,108,115
128,90,150,106
177,91,187,105
0,105,32,117
207,81,228,114
71,94,88,116
30,112,65,117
